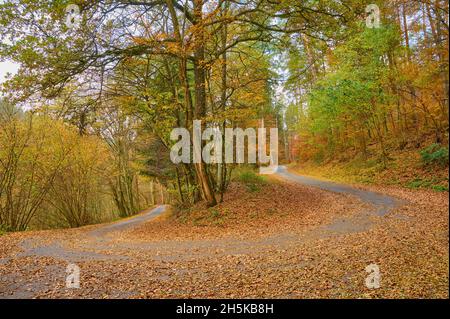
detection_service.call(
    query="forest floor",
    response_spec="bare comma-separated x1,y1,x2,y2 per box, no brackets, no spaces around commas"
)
0,167,448,298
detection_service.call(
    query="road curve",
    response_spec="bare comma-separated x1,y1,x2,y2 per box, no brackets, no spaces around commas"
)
275,165,402,217
89,205,168,237
15,205,169,263
1,168,411,298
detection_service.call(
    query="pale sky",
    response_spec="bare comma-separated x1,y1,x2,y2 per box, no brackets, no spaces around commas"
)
0,0,19,84
0,60,19,84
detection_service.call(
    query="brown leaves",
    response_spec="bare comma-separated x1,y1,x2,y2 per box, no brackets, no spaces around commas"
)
0,177,448,298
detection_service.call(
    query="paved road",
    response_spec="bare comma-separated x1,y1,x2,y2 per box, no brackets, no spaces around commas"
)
273,166,406,235
275,166,402,216
1,168,407,298
89,205,168,237
17,169,403,262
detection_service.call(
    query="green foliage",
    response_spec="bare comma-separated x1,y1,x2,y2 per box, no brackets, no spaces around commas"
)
407,178,432,189
235,168,267,192
309,25,399,133
292,23,409,166
0,224,9,236
420,144,449,167
312,149,325,164
406,178,448,192
207,209,224,226
431,185,449,192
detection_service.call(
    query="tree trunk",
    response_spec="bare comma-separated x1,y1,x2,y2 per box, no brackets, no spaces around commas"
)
192,0,217,206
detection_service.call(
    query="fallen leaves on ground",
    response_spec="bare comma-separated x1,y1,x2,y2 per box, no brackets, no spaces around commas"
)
0,177,448,299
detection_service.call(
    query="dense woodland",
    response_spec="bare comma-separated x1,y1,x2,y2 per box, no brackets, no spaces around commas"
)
284,0,449,170
0,0,448,232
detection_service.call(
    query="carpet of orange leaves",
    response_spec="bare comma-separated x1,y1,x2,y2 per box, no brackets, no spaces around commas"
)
0,176,448,298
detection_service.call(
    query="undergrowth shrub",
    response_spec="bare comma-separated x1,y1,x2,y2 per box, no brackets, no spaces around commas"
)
420,143,449,167
234,167,267,192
